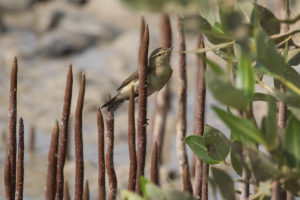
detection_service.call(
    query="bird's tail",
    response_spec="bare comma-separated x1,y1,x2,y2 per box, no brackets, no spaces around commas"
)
101,95,125,111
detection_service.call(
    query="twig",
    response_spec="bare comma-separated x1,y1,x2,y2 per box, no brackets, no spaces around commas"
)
150,143,159,185
201,163,209,200
151,14,172,165
83,180,90,200
46,121,59,200
138,16,145,65
140,17,145,46
4,154,13,200
272,1,289,199
97,108,106,200
16,118,24,200
176,16,193,194
106,110,117,200
286,192,294,200
135,24,149,194
128,86,137,191
64,182,71,200
75,73,85,200
8,56,18,199
55,65,73,200
193,33,207,200
66,117,72,161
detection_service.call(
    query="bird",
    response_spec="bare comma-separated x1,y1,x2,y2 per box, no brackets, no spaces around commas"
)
101,47,173,111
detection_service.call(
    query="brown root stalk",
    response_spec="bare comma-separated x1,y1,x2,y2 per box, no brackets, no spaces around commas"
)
75,73,86,200
15,118,24,200
151,14,172,165
135,24,149,194
8,57,18,199
83,180,90,200
176,16,193,194
97,108,106,200
4,154,13,200
106,111,117,200
55,65,73,200
150,143,159,185
45,121,59,200
128,86,137,191
193,34,207,200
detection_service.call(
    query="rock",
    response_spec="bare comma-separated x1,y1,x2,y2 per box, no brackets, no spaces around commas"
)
0,30,37,64
66,0,88,6
32,1,120,57
34,29,94,57
0,0,35,12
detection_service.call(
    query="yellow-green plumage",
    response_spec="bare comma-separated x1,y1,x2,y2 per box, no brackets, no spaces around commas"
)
102,47,172,111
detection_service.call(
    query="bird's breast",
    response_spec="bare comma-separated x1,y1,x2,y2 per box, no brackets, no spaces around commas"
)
147,66,172,95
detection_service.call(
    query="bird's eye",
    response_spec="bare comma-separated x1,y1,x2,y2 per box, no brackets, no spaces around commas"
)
157,53,163,57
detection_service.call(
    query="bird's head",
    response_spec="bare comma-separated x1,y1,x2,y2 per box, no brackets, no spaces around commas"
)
149,47,172,66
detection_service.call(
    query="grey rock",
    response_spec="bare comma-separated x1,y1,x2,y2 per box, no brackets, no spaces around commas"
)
32,1,120,57
67,0,88,6
0,0,35,12
0,30,37,63
35,29,94,57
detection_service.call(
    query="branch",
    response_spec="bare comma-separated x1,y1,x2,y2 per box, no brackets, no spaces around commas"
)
8,57,18,199
193,33,207,200
97,108,106,200
128,86,137,191
55,65,73,200
45,121,59,200
75,73,85,200
15,118,24,200
135,24,149,194
176,16,193,194
106,111,117,200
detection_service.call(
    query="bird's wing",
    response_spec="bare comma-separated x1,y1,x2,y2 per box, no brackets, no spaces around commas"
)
117,67,153,91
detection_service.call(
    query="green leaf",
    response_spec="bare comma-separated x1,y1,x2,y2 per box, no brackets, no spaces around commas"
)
236,0,254,22
164,189,194,200
284,116,300,169
205,70,249,109
197,0,217,26
288,106,300,122
287,48,300,66
263,95,279,151
213,106,266,145
212,22,224,34
233,43,242,61
282,66,300,91
253,93,278,103
146,183,165,200
236,52,255,98
211,167,236,200
247,147,281,182
204,31,233,44
121,190,144,200
201,56,225,75
251,4,280,35
274,90,300,108
230,141,243,176
256,29,286,75
184,135,221,165
204,125,230,162
140,176,150,198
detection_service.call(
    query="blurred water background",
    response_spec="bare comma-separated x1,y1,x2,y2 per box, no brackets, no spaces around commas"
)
0,0,299,199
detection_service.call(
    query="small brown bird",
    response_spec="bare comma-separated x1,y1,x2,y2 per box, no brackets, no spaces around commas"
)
102,47,173,111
